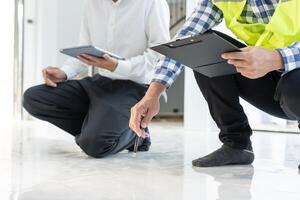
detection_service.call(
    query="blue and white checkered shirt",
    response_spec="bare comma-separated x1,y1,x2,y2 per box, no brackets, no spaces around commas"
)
153,0,300,88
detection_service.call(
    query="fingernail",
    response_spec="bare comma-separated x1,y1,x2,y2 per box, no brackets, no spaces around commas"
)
221,54,226,59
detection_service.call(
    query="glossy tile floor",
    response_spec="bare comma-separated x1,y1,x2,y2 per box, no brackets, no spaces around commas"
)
0,120,300,200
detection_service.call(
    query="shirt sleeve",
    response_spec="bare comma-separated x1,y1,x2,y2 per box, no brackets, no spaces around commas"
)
113,0,171,84
60,1,91,80
152,0,223,89
277,42,300,74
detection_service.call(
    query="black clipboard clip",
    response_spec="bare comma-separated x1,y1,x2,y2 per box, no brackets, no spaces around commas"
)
164,35,202,48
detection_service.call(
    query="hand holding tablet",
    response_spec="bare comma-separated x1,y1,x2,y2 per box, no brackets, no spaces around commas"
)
60,45,125,60
60,45,125,72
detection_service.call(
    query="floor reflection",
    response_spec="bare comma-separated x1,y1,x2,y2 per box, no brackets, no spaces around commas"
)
193,166,254,200
1,121,300,200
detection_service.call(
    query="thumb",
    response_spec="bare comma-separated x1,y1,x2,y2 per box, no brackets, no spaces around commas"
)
46,67,57,75
240,46,251,52
103,54,111,60
141,113,153,128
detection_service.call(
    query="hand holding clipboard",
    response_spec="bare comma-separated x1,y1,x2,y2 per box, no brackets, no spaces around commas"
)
151,30,247,77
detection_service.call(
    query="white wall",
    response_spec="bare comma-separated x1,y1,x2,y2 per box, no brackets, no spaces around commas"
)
0,2,15,199
23,0,84,90
56,0,84,65
184,0,217,131
0,1,15,121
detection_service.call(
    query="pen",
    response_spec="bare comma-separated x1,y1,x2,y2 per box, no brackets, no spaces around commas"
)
133,135,140,157
132,127,148,157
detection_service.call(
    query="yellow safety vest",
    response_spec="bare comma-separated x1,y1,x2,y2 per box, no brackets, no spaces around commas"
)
213,0,300,49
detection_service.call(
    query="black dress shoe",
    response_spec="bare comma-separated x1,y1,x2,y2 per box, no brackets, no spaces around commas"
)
127,137,151,152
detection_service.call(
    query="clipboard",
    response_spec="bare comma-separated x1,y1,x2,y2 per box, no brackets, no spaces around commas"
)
60,45,125,60
151,30,247,77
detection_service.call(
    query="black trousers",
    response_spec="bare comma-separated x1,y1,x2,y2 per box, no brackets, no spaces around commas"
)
23,75,147,158
194,68,300,149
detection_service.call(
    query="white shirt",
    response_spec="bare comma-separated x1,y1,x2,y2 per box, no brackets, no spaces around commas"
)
61,0,170,85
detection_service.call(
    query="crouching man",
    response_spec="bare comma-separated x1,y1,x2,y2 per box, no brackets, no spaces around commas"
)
23,0,170,158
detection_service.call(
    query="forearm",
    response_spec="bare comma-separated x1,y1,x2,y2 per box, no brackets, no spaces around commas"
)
144,82,166,99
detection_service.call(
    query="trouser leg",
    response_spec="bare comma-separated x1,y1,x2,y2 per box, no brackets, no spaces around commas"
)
23,80,89,136
193,72,252,149
75,75,147,158
275,68,300,121
193,70,292,149
236,71,289,119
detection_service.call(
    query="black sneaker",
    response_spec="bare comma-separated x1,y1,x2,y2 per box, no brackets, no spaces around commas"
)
127,137,151,152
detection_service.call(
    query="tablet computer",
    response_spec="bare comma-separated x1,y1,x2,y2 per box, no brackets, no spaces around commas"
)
60,45,125,60
151,30,246,77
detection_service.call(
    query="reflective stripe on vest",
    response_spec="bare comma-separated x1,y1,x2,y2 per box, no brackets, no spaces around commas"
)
213,0,300,49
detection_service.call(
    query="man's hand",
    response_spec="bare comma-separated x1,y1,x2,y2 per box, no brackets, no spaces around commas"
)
78,54,118,72
129,96,160,138
42,67,67,87
222,46,284,79
129,82,166,138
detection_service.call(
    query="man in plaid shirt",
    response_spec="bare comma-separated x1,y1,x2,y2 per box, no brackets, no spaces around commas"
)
130,0,300,167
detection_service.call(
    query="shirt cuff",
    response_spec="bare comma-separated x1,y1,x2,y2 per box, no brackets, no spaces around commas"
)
151,79,171,89
60,65,78,80
277,46,300,73
113,60,132,76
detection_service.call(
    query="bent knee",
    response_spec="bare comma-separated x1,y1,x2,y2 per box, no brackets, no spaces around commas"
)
280,90,300,120
76,134,116,158
23,87,40,115
278,76,300,120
